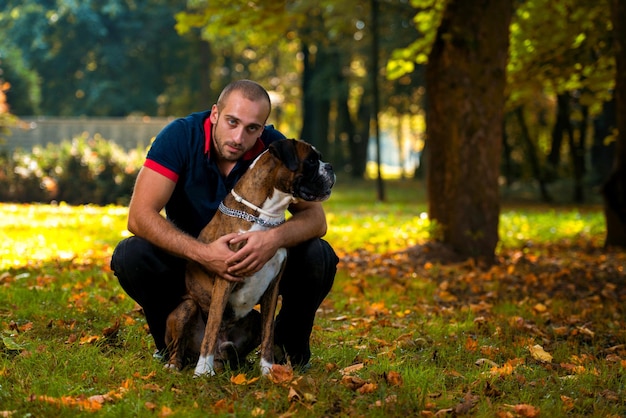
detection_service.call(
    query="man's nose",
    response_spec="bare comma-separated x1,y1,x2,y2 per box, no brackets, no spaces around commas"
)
232,127,245,144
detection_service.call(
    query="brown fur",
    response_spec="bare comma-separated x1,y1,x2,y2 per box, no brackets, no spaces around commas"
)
164,139,333,376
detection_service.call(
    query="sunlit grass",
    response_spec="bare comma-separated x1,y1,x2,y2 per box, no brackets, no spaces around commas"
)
0,179,607,270
0,203,129,269
1,180,623,417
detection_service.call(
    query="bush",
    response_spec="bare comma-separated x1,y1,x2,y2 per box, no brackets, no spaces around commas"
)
0,133,144,205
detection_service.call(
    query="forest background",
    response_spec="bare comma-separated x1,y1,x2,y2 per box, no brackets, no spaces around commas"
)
1,0,625,258
0,1,626,416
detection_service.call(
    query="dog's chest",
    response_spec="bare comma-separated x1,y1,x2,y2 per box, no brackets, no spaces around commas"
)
228,248,287,319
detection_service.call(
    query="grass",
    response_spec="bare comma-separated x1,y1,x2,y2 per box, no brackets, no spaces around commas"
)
1,179,625,417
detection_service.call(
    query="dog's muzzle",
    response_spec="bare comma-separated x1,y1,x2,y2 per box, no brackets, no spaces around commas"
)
294,161,336,202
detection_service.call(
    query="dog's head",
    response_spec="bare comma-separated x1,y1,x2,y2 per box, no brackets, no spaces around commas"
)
269,139,335,202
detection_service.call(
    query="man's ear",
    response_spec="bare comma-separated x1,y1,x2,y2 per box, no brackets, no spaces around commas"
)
269,139,300,171
209,104,219,124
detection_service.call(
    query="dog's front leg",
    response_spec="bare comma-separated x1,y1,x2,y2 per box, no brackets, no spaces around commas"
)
194,278,234,377
259,261,286,375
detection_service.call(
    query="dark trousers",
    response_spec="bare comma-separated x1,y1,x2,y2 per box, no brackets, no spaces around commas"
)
110,236,338,365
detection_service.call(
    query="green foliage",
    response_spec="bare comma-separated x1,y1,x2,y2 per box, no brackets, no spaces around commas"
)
387,0,446,79
507,0,614,110
0,0,198,116
0,134,142,205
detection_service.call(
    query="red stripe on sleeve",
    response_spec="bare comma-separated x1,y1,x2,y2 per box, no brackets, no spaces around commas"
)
144,159,179,182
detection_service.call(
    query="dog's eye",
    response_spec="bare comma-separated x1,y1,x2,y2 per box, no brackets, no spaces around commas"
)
304,156,318,170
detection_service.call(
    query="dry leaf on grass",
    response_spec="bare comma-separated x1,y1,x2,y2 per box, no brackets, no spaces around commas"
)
268,363,294,384
340,363,364,375
528,344,553,363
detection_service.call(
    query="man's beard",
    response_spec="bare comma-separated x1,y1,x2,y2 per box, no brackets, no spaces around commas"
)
212,126,244,161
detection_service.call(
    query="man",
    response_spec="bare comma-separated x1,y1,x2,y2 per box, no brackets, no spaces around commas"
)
110,79,338,368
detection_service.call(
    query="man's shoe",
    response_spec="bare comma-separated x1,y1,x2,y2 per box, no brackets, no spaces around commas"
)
273,343,311,371
153,348,167,362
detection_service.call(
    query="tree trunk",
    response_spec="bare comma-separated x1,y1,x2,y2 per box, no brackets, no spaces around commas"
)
425,0,513,260
591,97,616,186
569,103,588,203
604,0,626,248
514,106,552,202
350,87,370,179
547,93,573,170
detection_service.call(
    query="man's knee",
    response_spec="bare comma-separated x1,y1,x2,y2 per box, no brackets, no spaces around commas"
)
282,239,338,295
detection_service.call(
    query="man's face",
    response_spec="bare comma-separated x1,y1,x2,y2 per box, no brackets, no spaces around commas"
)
209,91,269,162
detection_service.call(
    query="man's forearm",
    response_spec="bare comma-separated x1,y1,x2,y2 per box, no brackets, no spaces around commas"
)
272,205,327,249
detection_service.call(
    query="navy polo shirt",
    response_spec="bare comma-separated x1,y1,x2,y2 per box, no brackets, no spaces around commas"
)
144,110,286,237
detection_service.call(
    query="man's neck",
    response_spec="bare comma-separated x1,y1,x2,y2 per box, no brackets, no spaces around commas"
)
217,159,236,177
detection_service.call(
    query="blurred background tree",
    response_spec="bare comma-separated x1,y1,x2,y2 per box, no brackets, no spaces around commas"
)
1,0,623,253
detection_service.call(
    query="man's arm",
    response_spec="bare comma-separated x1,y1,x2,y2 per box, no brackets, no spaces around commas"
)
127,167,243,281
225,200,328,276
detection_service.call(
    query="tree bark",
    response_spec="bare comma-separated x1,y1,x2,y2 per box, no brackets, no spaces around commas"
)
425,0,513,260
604,0,626,248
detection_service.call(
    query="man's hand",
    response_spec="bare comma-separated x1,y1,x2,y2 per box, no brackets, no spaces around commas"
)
198,232,246,283
225,230,280,277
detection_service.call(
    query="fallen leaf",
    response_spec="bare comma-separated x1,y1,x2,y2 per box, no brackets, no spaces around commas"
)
465,336,478,352
288,386,300,403
231,373,249,385
385,370,403,386
289,376,317,404
357,382,378,394
27,394,103,412
340,363,364,375
528,344,553,363
325,362,338,372
505,403,540,417
142,383,163,392
79,335,100,345
231,373,260,385
475,358,499,368
341,375,367,391
251,407,265,416
159,405,173,417
1,336,25,352
102,320,120,338
454,391,479,415
268,363,293,384
212,399,234,414
560,395,575,412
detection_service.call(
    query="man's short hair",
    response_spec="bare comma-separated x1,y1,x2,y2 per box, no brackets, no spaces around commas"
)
217,80,272,116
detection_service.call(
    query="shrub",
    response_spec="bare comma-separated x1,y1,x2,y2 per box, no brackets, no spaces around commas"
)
0,133,144,205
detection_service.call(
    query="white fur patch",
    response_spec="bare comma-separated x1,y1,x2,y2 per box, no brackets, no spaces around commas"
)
194,354,216,377
260,358,273,376
229,248,287,318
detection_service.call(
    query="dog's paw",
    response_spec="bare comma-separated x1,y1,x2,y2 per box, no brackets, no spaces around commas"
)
163,362,182,372
260,358,273,376
193,369,216,378
194,355,216,378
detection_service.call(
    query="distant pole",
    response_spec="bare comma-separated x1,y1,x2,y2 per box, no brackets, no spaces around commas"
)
371,0,385,202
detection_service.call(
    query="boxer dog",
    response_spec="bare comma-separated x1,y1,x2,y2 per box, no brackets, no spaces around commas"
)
164,139,335,377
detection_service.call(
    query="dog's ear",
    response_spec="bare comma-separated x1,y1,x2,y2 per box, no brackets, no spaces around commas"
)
269,139,300,171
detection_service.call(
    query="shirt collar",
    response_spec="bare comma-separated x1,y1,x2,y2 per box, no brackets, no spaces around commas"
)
204,117,266,161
